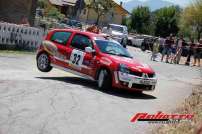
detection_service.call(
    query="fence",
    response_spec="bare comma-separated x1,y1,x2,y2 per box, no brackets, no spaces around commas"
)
0,22,43,50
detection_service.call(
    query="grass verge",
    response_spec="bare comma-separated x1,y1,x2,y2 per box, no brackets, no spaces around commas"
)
153,87,202,134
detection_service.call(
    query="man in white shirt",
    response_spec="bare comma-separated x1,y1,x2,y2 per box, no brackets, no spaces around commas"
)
175,35,185,64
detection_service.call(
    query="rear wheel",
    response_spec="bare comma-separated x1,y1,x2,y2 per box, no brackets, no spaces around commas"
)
37,53,52,72
97,69,112,90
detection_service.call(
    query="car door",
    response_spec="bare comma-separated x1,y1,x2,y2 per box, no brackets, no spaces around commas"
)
67,34,95,77
50,31,72,67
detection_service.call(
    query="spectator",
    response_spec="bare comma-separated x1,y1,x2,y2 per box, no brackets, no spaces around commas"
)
175,35,186,64
161,34,174,63
159,36,165,46
170,36,177,64
193,39,202,67
86,24,100,34
151,38,160,61
185,38,195,66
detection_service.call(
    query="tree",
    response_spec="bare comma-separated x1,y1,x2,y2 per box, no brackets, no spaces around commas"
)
154,6,180,37
75,0,86,19
86,0,113,25
131,6,151,34
180,0,202,40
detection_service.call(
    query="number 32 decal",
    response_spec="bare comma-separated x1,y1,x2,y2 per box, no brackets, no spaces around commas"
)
70,49,85,67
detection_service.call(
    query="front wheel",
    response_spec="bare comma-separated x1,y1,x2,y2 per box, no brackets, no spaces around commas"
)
97,69,112,90
141,44,146,51
37,53,52,72
127,40,132,46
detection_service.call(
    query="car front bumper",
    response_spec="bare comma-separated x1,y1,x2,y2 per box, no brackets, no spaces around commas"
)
113,71,157,91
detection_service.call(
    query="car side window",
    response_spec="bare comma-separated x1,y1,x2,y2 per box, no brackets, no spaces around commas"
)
51,31,72,45
70,34,93,51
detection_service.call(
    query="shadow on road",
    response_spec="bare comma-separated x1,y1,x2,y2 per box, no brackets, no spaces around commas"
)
36,76,157,100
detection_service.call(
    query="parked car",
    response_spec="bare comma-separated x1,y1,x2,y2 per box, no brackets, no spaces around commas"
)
141,36,156,51
128,35,155,51
127,35,144,47
61,19,82,29
36,29,157,92
102,24,128,48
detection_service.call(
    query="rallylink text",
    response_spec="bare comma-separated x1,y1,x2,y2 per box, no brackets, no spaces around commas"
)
130,111,194,124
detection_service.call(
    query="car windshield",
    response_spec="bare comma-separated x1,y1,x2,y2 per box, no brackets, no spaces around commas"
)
110,25,124,33
95,40,132,58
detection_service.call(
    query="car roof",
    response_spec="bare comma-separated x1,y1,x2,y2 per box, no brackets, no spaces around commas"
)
109,24,126,27
50,28,102,38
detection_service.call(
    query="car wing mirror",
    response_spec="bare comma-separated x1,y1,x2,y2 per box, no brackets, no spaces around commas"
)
85,47,96,54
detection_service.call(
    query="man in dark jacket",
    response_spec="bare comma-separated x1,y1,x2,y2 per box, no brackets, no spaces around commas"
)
185,38,195,66
161,34,174,63
193,39,202,67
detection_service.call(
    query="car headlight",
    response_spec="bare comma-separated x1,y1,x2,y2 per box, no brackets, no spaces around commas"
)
119,64,130,74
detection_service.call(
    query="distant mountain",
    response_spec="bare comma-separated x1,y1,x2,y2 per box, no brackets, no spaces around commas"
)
122,0,175,12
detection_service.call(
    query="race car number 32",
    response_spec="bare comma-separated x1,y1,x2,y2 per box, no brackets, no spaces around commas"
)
70,49,85,67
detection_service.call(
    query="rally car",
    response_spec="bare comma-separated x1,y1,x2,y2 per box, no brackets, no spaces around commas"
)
36,29,157,92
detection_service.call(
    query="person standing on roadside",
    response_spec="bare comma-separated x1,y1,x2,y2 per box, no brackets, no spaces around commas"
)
161,34,174,63
151,38,160,61
185,38,195,66
170,36,177,64
193,39,202,66
175,35,186,64
86,24,100,34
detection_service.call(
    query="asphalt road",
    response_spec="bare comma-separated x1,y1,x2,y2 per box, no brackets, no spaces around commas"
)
0,47,201,134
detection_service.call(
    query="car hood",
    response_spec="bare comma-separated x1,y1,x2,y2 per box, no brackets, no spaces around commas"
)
109,55,155,74
111,31,124,36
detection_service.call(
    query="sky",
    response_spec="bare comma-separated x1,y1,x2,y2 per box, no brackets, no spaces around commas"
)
115,0,192,7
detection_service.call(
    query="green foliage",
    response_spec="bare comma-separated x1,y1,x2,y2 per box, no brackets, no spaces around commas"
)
131,6,151,34
37,0,65,20
180,0,202,40
46,6,65,20
37,0,46,8
154,6,180,37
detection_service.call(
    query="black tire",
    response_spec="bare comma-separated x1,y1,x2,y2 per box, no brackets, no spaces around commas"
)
141,44,146,51
121,38,127,48
97,69,112,90
37,53,52,72
127,40,132,46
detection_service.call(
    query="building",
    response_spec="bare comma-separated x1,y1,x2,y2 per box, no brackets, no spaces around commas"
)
0,0,37,26
49,0,85,19
49,0,129,25
79,1,129,25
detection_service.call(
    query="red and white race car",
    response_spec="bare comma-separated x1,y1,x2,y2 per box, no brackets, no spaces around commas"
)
36,29,157,92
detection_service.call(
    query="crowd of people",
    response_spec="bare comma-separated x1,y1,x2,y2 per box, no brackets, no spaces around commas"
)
59,21,202,67
151,34,202,67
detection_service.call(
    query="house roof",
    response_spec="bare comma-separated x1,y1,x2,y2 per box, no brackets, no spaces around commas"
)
49,0,130,16
85,0,129,16
49,0,77,6
112,1,130,16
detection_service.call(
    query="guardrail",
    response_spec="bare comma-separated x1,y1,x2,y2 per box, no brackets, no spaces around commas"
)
0,22,43,50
